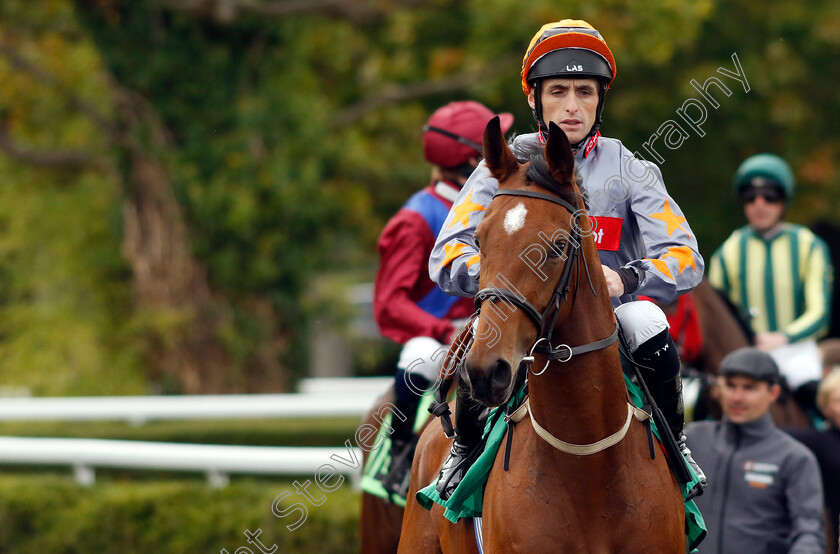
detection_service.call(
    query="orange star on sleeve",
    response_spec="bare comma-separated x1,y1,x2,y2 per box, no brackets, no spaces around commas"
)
437,242,470,270
447,190,486,230
646,258,673,280
661,245,697,275
649,199,690,238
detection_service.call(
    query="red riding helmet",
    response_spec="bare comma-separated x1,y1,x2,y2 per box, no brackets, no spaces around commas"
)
423,101,514,169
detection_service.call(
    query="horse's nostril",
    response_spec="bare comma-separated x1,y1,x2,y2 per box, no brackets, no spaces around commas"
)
465,355,514,406
491,359,512,393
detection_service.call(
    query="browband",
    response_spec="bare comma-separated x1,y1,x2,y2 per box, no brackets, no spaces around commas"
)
494,189,577,214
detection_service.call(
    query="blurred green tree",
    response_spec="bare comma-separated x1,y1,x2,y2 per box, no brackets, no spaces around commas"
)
0,0,836,394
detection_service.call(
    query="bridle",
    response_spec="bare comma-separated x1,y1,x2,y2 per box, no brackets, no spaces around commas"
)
473,188,618,374
473,186,641,458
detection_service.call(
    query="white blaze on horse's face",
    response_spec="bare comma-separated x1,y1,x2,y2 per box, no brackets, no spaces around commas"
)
503,202,528,235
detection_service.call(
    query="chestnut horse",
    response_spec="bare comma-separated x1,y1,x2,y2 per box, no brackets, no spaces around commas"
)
399,120,686,552
691,278,750,374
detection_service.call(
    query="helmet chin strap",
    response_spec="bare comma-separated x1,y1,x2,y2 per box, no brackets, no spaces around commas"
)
532,80,608,150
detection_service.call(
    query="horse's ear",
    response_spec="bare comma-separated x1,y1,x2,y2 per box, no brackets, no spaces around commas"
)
545,121,575,186
483,116,518,183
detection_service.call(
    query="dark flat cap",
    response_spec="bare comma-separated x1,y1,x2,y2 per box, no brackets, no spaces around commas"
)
719,347,780,383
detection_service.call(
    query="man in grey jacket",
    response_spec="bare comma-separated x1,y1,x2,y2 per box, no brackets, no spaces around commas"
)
686,347,826,553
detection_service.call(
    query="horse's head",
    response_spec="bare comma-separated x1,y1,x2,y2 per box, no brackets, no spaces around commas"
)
464,118,590,407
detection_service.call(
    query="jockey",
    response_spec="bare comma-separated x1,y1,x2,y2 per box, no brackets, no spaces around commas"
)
373,100,514,496
708,153,833,414
429,20,707,500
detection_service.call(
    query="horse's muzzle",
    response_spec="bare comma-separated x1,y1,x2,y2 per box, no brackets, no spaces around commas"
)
464,356,512,407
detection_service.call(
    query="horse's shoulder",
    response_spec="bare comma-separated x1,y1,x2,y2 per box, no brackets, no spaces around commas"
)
414,411,451,469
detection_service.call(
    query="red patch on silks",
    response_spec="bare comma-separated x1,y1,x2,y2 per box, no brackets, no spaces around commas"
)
590,216,622,251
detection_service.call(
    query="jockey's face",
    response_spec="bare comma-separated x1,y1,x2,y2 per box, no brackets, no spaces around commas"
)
743,188,786,234
528,78,599,145
718,374,780,424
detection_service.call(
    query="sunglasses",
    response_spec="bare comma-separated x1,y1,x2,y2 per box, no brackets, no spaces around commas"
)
740,186,786,204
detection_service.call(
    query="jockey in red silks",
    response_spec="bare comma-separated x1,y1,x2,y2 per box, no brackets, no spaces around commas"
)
373,101,513,496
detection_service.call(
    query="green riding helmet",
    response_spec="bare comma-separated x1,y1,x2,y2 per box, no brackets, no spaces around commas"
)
732,153,795,202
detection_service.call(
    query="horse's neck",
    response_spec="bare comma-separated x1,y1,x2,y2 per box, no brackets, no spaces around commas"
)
527,249,628,444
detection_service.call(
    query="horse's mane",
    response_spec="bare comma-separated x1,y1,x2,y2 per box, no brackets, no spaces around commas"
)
517,140,578,208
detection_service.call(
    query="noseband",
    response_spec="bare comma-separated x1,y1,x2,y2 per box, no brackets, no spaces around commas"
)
473,188,618,372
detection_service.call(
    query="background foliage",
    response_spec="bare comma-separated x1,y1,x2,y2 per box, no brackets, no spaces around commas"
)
0,0,838,394
0,475,359,553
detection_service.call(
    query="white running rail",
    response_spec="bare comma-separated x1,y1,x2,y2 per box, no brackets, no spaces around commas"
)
0,378,395,486
0,436,365,487
0,378,393,425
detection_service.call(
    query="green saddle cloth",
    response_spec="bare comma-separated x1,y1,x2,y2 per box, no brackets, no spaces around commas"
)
416,376,707,552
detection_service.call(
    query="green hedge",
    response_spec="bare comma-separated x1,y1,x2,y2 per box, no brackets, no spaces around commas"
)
0,475,360,553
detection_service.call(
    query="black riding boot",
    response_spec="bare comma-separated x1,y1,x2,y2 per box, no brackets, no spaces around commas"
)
435,381,487,500
636,329,707,500
381,396,419,498
658,373,707,500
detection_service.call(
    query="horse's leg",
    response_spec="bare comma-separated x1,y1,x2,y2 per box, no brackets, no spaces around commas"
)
437,513,479,554
360,492,403,553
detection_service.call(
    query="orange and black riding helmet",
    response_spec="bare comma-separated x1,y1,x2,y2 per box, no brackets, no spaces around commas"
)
521,20,616,146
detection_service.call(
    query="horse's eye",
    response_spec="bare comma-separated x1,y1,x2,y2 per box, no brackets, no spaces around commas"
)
474,236,481,250
548,241,566,259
